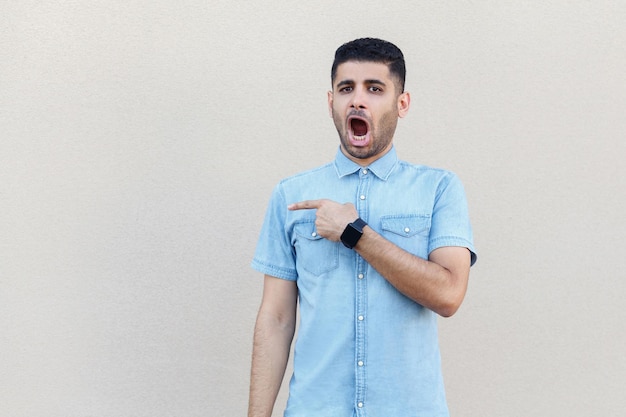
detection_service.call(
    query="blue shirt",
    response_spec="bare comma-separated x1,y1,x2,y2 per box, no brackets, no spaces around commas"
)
252,146,476,417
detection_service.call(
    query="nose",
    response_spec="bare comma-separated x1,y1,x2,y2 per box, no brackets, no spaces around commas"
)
351,87,367,110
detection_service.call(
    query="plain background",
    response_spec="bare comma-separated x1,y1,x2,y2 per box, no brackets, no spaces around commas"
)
1,1,625,416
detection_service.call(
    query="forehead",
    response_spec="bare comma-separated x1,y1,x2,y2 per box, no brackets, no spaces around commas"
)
333,61,392,86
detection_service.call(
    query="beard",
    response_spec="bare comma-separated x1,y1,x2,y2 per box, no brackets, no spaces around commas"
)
332,107,399,162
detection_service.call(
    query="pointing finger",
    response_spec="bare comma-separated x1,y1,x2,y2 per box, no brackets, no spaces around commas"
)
288,200,323,211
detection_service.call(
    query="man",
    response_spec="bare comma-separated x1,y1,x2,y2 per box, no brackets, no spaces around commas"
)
248,38,477,417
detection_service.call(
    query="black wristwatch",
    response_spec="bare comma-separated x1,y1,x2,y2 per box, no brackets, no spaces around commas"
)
340,218,367,249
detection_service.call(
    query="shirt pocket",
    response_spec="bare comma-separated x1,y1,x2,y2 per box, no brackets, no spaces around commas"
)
293,221,340,276
380,214,431,258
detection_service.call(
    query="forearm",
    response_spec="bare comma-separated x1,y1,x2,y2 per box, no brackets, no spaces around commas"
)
355,226,469,317
248,311,295,417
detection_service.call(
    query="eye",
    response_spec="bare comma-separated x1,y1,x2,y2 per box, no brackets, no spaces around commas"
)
369,86,383,93
339,86,353,93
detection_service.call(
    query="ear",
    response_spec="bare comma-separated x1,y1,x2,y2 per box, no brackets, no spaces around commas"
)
397,91,410,118
327,90,334,118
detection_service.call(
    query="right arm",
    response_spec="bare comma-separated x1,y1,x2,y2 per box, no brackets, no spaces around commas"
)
248,275,298,417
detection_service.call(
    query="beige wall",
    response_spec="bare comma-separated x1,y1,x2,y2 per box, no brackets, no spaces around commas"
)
2,1,625,416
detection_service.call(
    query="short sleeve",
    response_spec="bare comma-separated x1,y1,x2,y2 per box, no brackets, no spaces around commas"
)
251,183,298,280
428,173,477,266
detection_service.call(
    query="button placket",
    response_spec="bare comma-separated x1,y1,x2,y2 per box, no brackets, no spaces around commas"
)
354,168,370,412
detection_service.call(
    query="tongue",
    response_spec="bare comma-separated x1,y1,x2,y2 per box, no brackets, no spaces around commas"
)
352,119,368,136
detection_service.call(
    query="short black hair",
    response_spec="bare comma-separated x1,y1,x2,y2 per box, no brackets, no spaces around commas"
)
331,38,406,92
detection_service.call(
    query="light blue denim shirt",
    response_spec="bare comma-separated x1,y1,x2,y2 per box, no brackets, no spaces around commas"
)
252,146,476,417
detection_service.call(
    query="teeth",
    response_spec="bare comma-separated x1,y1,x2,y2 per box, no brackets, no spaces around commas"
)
354,135,366,141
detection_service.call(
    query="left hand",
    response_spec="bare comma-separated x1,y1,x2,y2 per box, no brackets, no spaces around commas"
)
288,199,358,242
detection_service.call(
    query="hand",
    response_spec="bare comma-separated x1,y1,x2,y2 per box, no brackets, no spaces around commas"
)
288,199,359,242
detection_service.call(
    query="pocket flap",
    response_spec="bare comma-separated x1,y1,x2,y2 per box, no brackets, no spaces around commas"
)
294,221,324,241
380,215,431,237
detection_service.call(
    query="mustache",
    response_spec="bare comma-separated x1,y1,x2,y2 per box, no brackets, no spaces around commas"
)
348,110,369,119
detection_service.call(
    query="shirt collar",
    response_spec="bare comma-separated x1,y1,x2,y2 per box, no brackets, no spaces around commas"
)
334,146,398,180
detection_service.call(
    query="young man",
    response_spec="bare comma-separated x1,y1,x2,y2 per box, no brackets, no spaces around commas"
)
248,38,477,417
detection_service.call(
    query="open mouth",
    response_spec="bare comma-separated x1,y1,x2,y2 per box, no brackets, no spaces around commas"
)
349,116,370,141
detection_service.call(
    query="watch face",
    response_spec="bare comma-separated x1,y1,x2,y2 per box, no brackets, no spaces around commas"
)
341,224,362,249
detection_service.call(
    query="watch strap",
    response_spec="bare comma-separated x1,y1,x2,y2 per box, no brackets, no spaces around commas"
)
351,218,367,232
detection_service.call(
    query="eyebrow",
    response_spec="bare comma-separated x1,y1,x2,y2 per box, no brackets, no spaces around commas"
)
335,79,387,88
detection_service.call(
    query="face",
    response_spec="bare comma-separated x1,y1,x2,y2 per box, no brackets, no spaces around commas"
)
328,61,410,166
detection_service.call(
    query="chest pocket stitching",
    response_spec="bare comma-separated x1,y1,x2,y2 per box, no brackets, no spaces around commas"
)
293,221,339,276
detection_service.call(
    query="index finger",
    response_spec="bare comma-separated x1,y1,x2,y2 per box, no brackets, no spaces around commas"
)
288,200,323,211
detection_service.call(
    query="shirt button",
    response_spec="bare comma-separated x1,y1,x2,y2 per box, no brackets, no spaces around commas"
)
358,273,364,279
358,315,364,321
404,227,410,233
311,232,317,237
360,195,366,200
358,360,364,366
362,169,368,175
358,402,364,408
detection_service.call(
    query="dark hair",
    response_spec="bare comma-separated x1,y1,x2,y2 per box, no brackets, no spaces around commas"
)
331,38,406,92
